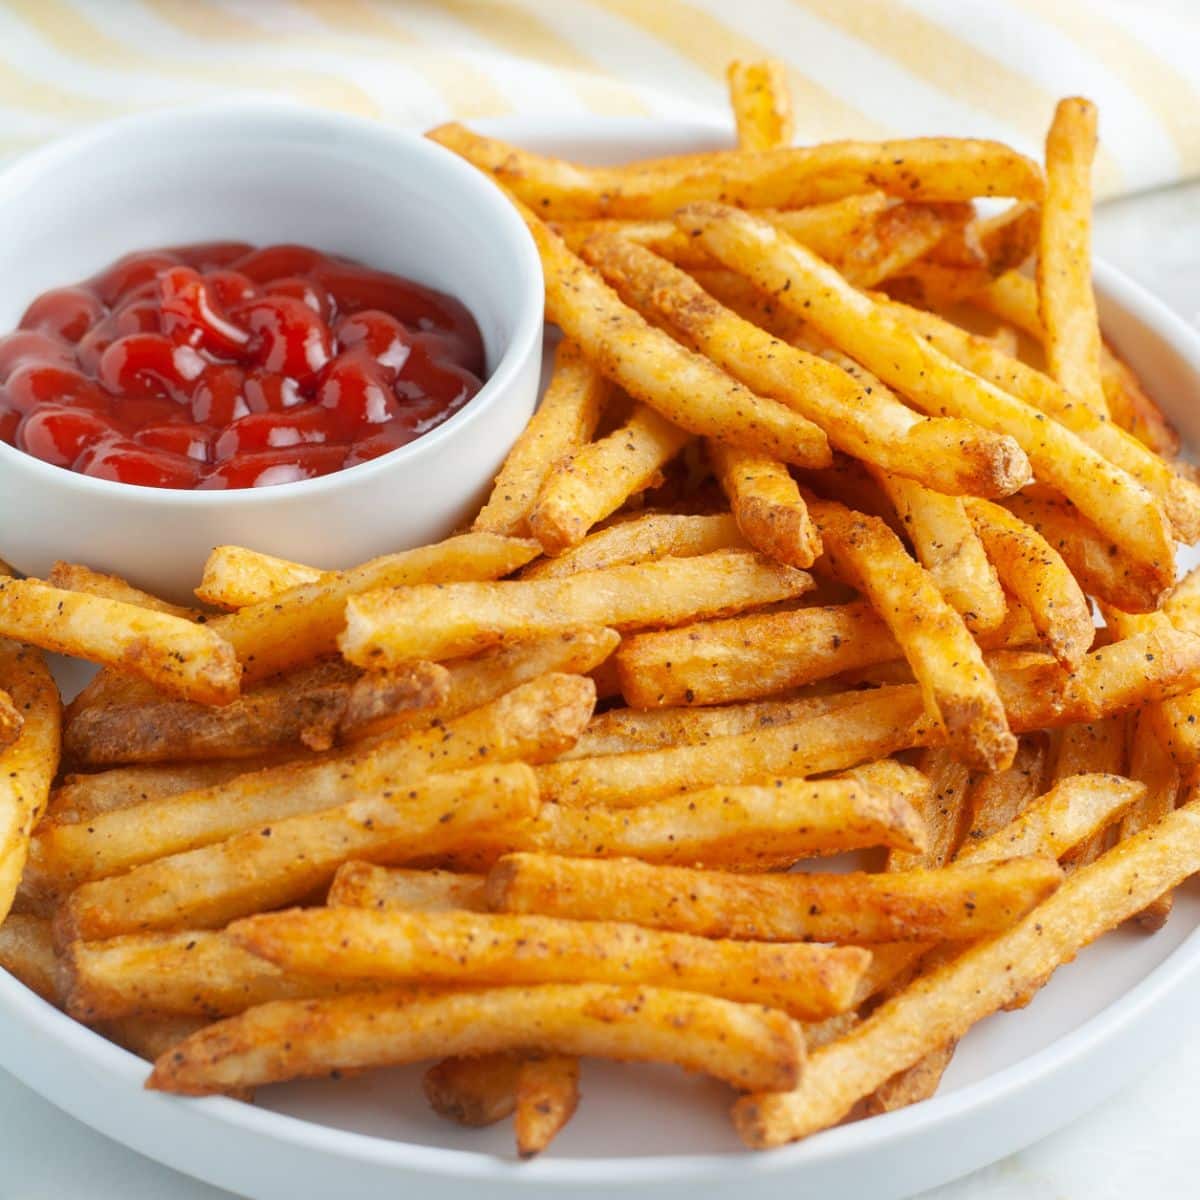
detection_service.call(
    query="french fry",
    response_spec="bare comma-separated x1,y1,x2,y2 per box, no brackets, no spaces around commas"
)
681,203,1175,599
488,853,1062,944
529,404,691,554
0,578,238,705
31,674,592,894
732,790,1200,1148
581,232,1028,496
63,929,369,1021
0,913,58,1003
424,1054,521,1127
47,560,198,620
885,747,971,873
1038,98,1107,418
56,762,540,942
873,471,1006,634
515,1054,580,1157
0,642,59,921
965,498,1093,666
339,552,812,668
505,198,832,467
329,864,488,914
727,58,793,152
230,907,870,1021
837,203,970,289
97,1015,210,1063
964,735,1049,842
708,441,821,568
475,339,612,537
194,547,323,609
1123,713,1180,930
428,123,1042,219
0,689,21,753
521,513,744,580
805,494,1013,770
63,659,450,766
148,983,805,1097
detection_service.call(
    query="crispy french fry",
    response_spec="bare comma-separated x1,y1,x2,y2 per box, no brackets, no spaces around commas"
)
964,735,1049,842
732,790,1200,1147
329,864,488,914
521,512,744,580
0,913,58,1003
230,907,869,1021
681,203,1174,599
488,853,1062,944
1039,98,1107,418
63,659,450,766
194,547,323,609
581,232,1028,496
0,689,21,753
30,674,592,895
515,1054,580,1157
97,1014,210,1063
0,579,238,705
339,552,811,668
708,441,821,568
805,494,1013,770
475,340,612,537
1123,713,1180,930
56,762,540,942
0,643,59,921
428,123,1042,219
727,59,793,152
424,1053,521,1127
885,747,971,873
47,560,198,619
965,498,1093,666
529,404,691,554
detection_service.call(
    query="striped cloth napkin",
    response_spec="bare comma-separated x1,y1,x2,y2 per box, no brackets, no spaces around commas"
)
0,0,1195,198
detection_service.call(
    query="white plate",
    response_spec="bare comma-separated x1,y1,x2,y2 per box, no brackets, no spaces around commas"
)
4,116,1200,1200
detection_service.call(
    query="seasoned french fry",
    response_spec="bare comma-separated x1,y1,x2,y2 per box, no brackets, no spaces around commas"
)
476,340,612,537
148,983,805,1098
329,864,488,914
515,1054,580,1157
63,659,450,766
529,404,691,554
727,58,793,152
47,561,199,619
97,1014,211,1064
732,790,1200,1148
709,441,821,568
681,203,1174,599
0,642,59,921
581,232,1028,496
194,547,323,609
885,747,971,873
0,688,21,753
230,907,869,1021
56,762,540,942
805,494,1013,770
522,513,743,580
31,674,592,895
0,578,238,705
424,1054,521,1127
488,853,1062,944
1039,98,1107,418
964,735,1049,842
339,552,812,668
0,913,58,1003
965,499,1093,666
429,123,1042,218
1123,713,1180,930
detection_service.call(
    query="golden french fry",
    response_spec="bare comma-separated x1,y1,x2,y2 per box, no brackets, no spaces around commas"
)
57,762,541,942
0,579,238,706
230,906,869,1021
0,688,22,753
732,790,1200,1148
47,561,198,620
428,123,1042,219
580,231,1028,496
965,498,1093,666
1123,713,1180,930
885,747,971,873
424,1053,521,1127
475,339,612,537
194,547,323,609
31,674,592,895
0,913,59,1003
709,440,821,568
329,864,488,914
515,1054,580,1157
521,512,744,580
680,202,1174,600
965,735,1049,841
488,852,1062,944
63,659,449,766
529,404,691,554
1039,98,1107,418
727,58,793,152
0,642,59,921
339,552,812,668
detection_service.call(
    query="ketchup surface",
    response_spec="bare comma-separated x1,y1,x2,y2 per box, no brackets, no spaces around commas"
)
0,243,485,489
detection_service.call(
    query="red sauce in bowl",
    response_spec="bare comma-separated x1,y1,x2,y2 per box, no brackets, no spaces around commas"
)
0,243,486,489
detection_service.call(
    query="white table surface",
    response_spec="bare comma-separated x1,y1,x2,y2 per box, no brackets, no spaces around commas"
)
3,182,1200,1199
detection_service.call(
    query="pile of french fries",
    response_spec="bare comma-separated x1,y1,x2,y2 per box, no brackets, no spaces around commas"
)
3,62,1200,1158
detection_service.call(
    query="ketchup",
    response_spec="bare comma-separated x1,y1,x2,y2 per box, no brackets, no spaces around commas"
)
1,243,485,489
